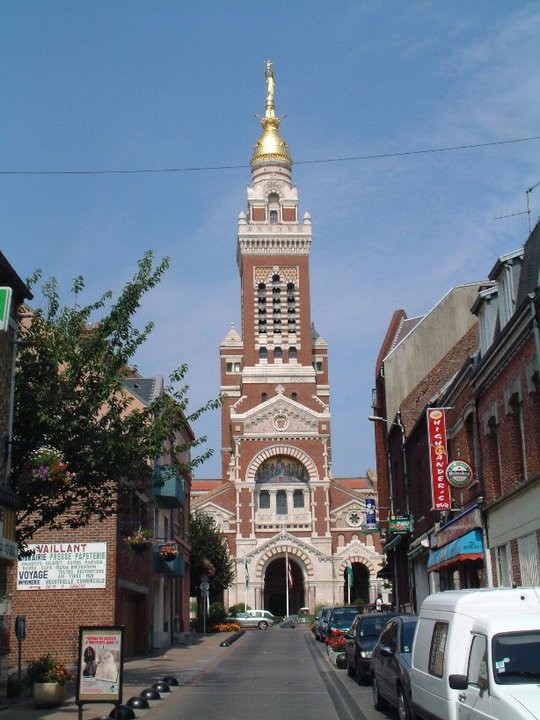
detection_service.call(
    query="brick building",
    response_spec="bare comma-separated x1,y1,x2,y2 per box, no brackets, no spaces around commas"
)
372,220,540,610
192,62,384,614
7,373,193,669
0,252,32,700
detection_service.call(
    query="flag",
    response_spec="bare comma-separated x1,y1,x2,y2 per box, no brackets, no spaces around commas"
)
346,559,353,588
287,558,293,589
244,557,249,588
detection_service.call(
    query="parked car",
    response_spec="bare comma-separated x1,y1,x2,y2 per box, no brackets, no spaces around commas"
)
344,611,398,683
411,587,540,720
371,614,418,720
313,606,332,641
231,610,275,629
325,606,361,640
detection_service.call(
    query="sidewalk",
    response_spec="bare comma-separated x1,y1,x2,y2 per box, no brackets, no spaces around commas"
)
0,632,229,720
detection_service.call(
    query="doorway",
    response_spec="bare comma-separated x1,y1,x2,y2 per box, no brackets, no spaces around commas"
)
263,556,305,615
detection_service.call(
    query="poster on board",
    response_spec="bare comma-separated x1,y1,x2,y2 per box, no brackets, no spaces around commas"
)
76,626,124,703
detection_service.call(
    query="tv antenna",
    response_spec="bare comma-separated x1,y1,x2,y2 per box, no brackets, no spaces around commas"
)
495,181,540,232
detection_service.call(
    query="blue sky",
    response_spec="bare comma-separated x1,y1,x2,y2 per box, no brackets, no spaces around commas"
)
2,1,539,479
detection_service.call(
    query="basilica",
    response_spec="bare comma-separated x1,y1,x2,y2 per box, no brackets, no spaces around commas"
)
192,62,385,616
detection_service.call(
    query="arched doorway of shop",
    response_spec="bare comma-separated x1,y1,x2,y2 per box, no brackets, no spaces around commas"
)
343,562,370,605
264,556,304,615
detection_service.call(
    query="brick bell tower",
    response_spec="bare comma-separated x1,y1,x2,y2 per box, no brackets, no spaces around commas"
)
219,60,332,552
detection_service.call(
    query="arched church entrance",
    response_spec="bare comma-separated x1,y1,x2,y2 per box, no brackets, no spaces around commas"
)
343,562,370,605
263,557,305,616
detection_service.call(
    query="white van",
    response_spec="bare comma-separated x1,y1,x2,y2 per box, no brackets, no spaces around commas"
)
410,587,540,720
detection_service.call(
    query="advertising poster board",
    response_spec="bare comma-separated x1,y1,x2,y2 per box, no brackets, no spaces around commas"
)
76,626,124,704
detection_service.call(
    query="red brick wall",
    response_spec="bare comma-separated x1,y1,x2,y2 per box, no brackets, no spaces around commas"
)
7,516,119,667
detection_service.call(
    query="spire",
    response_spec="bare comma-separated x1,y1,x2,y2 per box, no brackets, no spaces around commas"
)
251,60,292,170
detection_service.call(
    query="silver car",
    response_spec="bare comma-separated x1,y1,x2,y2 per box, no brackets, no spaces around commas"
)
232,610,275,629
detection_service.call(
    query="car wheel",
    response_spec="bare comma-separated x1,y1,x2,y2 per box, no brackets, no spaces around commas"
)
397,686,413,720
346,657,355,678
258,620,268,630
372,676,387,710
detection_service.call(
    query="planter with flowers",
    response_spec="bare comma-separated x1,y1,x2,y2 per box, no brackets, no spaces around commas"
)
325,634,347,668
26,652,73,708
125,528,153,552
27,445,76,486
159,543,179,562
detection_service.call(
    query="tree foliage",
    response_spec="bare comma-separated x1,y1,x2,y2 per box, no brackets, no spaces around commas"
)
189,511,235,598
12,251,220,545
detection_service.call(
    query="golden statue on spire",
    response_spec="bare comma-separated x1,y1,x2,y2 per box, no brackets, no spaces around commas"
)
265,59,276,118
251,60,292,170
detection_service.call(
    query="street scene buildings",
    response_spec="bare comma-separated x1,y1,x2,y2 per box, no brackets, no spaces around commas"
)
0,58,538,702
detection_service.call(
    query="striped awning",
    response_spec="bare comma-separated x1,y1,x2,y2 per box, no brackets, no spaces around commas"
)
427,529,484,572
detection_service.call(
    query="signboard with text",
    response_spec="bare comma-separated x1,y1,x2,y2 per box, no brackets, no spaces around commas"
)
364,498,378,532
76,625,124,704
0,288,12,332
427,409,451,510
17,542,107,590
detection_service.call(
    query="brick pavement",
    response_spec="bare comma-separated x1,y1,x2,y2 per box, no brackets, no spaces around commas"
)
0,632,228,720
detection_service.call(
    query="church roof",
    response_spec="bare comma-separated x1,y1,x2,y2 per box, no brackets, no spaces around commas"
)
221,323,242,347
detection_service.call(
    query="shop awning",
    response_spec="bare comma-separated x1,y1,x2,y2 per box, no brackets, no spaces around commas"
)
427,528,484,572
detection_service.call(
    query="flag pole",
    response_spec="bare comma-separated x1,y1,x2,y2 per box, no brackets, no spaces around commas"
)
285,550,290,617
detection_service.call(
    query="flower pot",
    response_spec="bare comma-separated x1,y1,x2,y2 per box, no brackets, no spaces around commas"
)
131,542,152,552
33,682,65,708
161,553,177,562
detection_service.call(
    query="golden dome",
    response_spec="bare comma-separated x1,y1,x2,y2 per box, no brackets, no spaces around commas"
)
251,61,292,169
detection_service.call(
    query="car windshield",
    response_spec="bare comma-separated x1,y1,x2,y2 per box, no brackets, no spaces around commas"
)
359,617,388,637
492,631,540,684
331,608,358,623
401,620,417,653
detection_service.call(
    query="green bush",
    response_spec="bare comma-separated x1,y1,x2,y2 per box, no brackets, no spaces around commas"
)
208,601,227,625
228,602,251,616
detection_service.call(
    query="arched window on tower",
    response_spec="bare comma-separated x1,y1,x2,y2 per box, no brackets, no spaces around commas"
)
276,490,287,515
268,193,280,224
289,347,297,361
259,346,268,361
274,346,282,360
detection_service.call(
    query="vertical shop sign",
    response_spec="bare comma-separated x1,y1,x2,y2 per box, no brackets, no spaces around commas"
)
427,408,451,510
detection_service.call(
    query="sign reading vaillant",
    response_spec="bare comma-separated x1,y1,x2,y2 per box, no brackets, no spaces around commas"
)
17,542,107,590
427,409,451,510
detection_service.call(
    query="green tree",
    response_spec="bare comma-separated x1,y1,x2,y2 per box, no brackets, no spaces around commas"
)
189,510,235,601
12,251,220,546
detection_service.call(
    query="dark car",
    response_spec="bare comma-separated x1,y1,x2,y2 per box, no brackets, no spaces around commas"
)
313,606,332,641
371,615,418,720
344,611,398,683
324,606,360,641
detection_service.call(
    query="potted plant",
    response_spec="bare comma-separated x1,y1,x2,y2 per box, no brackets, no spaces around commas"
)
159,543,179,562
26,652,73,707
125,527,153,551
27,445,76,484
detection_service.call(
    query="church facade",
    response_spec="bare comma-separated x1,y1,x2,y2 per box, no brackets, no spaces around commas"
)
192,62,384,616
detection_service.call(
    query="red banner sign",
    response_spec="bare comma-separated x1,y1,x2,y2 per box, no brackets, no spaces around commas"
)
427,409,451,510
